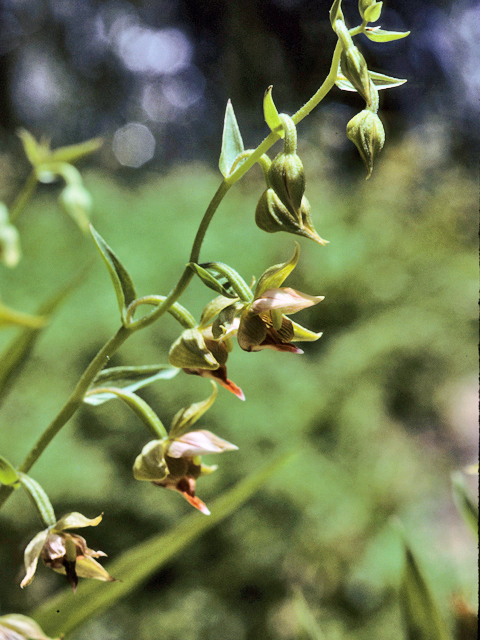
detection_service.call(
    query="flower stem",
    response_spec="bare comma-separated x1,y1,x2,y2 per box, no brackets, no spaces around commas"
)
0,325,132,510
9,170,38,223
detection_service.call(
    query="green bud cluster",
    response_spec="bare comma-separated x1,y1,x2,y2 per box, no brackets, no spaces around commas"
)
254,115,327,245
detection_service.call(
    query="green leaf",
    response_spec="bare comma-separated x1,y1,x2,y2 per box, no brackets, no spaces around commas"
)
336,68,406,91
365,27,410,42
219,100,244,178
85,387,166,439
364,2,383,23
0,265,90,403
49,138,103,163
452,472,479,537
399,542,450,640
187,263,237,298
90,225,137,319
0,454,18,486
202,262,253,303
17,129,49,166
85,365,179,406
31,453,296,638
263,86,284,136
17,472,56,528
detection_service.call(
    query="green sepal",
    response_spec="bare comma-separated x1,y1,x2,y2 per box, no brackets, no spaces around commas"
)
336,68,406,92
201,262,253,303
290,319,323,342
169,328,219,370
0,454,19,486
254,243,299,298
169,381,217,440
17,472,56,528
363,1,382,23
212,303,241,339
330,0,344,26
85,365,179,406
364,27,410,42
198,296,237,329
133,440,168,482
219,100,244,178
0,614,60,640
187,263,238,299
90,225,137,321
49,138,103,163
399,541,450,640
263,86,284,136
452,472,478,537
86,387,167,439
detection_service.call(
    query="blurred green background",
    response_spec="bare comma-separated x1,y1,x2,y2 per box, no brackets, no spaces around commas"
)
0,0,478,638
0,131,477,638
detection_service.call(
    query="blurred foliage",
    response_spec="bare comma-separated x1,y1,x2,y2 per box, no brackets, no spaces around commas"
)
0,128,477,639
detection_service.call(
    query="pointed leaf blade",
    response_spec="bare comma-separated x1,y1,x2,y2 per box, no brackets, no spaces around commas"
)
90,225,137,318
263,86,284,136
50,138,103,164
31,453,296,638
365,27,410,42
0,265,91,403
219,100,244,177
85,365,179,406
452,472,479,536
187,263,236,298
400,542,450,640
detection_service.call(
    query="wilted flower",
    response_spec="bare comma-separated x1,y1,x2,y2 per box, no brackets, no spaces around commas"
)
236,244,323,352
0,614,60,640
21,512,114,591
133,384,238,515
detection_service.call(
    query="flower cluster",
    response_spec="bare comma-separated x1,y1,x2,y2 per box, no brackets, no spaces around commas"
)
169,243,323,399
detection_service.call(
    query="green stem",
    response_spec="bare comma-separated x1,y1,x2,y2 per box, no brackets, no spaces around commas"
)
9,171,38,223
228,39,342,185
126,296,196,330
0,325,131,510
125,180,233,332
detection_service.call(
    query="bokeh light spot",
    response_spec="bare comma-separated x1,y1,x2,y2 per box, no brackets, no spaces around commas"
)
112,123,156,167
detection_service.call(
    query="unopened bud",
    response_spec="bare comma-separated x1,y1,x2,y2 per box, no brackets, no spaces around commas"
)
340,46,372,105
255,189,327,245
267,151,306,214
59,184,92,232
346,109,385,179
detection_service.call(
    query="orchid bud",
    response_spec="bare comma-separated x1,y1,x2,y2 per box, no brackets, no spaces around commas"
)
346,109,385,179
267,151,306,214
340,46,372,106
255,189,327,245
59,183,92,232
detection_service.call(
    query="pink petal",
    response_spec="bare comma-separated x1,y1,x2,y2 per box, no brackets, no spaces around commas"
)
251,288,324,315
167,430,238,458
